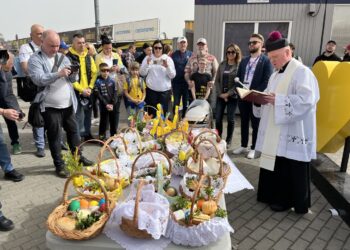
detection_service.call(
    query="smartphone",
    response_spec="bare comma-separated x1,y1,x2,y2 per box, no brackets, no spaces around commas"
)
112,59,119,65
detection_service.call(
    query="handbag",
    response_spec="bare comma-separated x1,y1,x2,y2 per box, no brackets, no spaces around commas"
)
28,102,44,127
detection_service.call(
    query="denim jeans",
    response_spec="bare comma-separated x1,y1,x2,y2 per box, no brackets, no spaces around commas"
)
33,126,45,149
76,102,92,138
238,100,260,149
215,97,238,144
0,125,14,173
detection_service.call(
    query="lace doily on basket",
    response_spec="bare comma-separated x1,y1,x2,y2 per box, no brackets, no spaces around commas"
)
111,184,170,240
104,211,171,250
165,216,234,247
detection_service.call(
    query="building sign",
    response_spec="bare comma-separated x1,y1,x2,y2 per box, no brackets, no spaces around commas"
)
113,18,159,42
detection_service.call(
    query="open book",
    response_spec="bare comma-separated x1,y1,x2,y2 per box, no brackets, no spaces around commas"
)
236,87,271,105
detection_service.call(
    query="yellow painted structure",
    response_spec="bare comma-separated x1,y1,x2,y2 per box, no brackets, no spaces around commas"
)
313,61,350,153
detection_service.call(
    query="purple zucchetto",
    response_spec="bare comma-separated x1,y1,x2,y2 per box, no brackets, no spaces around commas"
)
265,31,289,52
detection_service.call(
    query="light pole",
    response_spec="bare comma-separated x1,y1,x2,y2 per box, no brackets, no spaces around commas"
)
94,0,100,43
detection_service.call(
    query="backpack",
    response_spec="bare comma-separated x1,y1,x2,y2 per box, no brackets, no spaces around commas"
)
126,76,145,94
20,43,37,102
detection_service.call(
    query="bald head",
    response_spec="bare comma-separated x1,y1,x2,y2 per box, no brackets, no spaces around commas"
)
41,30,60,58
30,24,44,46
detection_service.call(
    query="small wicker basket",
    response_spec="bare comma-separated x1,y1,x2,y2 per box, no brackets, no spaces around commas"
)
191,129,226,159
119,180,152,239
47,172,113,240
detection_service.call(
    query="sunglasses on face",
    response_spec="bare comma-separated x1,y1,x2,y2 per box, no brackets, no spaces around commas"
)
101,69,110,72
248,41,260,46
154,46,163,50
226,50,236,54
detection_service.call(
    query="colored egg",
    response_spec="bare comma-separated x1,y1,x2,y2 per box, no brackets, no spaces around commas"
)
99,198,105,206
68,200,80,212
80,199,89,209
89,200,99,207
99,203,106,212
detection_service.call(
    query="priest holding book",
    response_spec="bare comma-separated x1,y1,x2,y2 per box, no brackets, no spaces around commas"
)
255,31,319,214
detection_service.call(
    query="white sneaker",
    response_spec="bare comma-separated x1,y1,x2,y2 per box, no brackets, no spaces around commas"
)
247,150,261,159
232,146,249,155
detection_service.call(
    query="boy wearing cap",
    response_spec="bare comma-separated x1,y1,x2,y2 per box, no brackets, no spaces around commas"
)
313,40,341,65
255,31,319,214
171,37,192,117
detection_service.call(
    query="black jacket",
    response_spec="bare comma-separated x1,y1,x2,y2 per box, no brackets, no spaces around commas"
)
0,70,20,111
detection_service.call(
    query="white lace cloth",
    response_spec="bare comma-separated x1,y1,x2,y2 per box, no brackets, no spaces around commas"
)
165,216,234,247
223,154,254,193
107,184,170,240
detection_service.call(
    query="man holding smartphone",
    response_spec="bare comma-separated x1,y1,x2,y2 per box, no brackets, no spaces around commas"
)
66,34,97,143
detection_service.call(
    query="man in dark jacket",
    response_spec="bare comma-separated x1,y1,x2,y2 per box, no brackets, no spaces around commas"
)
233,33,273,159
171,37,192,117
313,40,341,65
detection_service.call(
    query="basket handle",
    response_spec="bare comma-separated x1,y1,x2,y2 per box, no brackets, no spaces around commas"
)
63,171,111,215
130,150,172,181
192,129,221,145
118,127,143,153
104,134,128,155
188,175,206,225
194,138,223,176
132,180,146,226
97,137,121,179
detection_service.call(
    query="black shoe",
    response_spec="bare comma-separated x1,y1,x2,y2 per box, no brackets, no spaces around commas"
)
80,156,94,166
55,169,69,178
4,169,24,182
0,216,14,231
270,204,291,212
35,148,46,158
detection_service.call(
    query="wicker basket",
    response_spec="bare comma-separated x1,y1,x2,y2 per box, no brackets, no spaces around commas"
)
120,180,152,239
191,129,226,159
186,138,231,185
163,130,191,158
170,175,207,227
118,127,143,154
130,150,172,183
47,172,113,240
76,139,123,201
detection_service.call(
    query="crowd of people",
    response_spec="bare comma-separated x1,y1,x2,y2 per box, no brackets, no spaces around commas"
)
1,22,349,231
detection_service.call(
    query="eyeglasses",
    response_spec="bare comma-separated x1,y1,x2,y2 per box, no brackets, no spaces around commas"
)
248,41,260,46
154,46,163,50
101,69,110,72
226,51,236,54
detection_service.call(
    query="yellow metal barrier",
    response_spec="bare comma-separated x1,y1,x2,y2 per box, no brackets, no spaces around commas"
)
313,61,350,152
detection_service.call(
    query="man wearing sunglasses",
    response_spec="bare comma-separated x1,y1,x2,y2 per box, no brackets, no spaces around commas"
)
233,33,273,159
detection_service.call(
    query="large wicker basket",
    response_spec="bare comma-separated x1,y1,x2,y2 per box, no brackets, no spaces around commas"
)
47,172,114,240
76,139,123,201
163,130,191,158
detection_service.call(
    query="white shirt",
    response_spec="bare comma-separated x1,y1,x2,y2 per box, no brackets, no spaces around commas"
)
19,41,40,63
140,54,176,92
255,63,320,162
42,54,72,109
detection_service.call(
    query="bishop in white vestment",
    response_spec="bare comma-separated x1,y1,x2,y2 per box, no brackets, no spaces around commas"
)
255,31,319,214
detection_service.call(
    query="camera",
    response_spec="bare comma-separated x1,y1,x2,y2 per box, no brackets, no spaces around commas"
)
0,50,9,65
70,63,80,73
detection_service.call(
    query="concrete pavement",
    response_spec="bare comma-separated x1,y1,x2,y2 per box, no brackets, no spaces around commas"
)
0,94,349,250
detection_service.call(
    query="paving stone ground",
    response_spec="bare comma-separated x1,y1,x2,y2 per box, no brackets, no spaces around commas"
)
0,88,349,250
